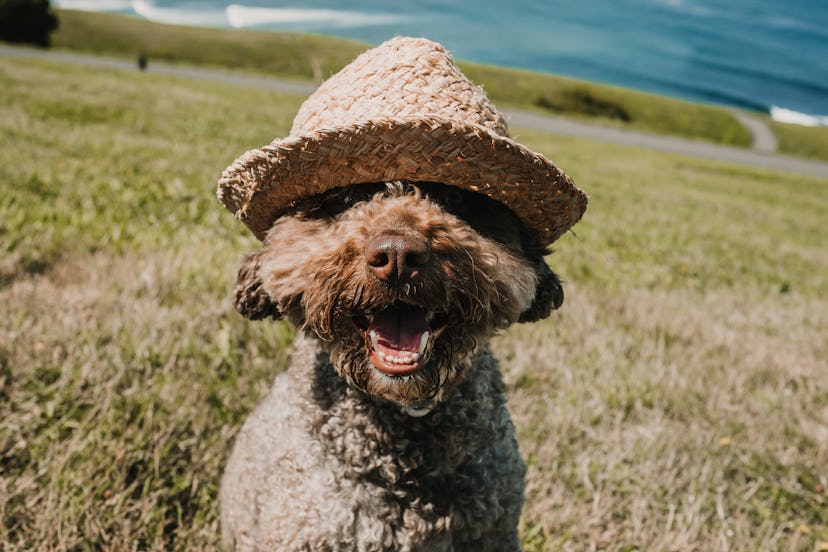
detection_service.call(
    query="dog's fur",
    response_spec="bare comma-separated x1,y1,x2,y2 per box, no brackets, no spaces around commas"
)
221,182,563,551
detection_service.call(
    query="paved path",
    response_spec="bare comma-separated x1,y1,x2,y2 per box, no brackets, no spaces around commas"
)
3,44,827,179
505,111,828,179
729,110,778,152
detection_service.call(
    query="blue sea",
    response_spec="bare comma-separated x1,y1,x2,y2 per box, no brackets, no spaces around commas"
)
56,0,828,125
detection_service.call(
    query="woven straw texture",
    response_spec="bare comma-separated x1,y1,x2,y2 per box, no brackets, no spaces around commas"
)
218,36,587,245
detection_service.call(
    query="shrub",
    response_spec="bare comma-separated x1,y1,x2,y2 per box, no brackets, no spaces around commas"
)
535,87,631,122
0,0,58,47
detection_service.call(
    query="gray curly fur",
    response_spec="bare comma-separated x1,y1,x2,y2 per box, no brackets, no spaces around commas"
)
221,333,525,551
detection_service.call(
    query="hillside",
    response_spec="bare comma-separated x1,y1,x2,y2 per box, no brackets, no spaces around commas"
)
1,55,826,550
50,9,756,148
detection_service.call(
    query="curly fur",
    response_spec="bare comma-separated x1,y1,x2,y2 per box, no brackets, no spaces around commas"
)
221,182,564,550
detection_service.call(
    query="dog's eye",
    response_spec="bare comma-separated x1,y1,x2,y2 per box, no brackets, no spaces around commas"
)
323,196,351,213
434,189,471,220
419,183,464,215
301,183,387,219
444,188,464,209
312,197,356,219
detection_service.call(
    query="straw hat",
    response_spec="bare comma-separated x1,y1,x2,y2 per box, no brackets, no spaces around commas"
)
218,36,587,245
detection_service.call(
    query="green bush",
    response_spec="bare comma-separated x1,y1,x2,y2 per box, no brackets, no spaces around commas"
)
0,0,58,47
535,87,631,121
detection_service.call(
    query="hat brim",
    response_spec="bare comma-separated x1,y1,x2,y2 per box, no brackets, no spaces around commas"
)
217,117,587,245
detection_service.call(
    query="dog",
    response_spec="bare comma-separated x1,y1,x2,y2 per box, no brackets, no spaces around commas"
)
216,37,586,551
220,181,563,550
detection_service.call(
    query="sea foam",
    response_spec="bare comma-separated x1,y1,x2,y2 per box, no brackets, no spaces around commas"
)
54,0,132,11
225,5,398,29
132,0,228,26
770,106,828,127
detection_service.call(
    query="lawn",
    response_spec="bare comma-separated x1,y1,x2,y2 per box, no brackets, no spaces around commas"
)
0,57,826,550
772,121,828,162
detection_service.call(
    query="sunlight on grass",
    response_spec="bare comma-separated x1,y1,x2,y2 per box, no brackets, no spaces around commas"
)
1,57,826,550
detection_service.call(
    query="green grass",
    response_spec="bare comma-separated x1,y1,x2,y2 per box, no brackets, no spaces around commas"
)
460,63,751,147
52,9,367,82
772,120,828,161
48,9,757,149
1,57,827,550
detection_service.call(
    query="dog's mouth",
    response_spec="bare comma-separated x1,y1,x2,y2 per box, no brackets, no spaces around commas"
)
355,304,447,377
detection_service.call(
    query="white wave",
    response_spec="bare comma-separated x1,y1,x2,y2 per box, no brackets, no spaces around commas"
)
225,4,398,29
770,106,828,127
132,0,228,26
54,0,131,11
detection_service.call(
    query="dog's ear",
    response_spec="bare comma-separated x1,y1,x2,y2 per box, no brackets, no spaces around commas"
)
518,255,564,323
233,250,282,320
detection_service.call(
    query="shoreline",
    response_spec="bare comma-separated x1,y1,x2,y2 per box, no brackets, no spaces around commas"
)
52,1,828,125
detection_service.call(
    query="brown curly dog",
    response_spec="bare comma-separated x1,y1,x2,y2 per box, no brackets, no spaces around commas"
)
220,181,564,551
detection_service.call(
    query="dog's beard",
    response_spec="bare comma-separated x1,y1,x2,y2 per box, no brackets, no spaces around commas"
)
327,320,480,410
301,265,490,409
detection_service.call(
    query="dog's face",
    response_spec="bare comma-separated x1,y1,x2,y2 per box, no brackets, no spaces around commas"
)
234,182,563,413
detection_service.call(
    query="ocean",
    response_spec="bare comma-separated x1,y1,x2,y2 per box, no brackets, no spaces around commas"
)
55,0,828,126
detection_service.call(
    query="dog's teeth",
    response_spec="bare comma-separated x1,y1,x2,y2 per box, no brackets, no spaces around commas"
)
382,353,414,365
418,332,430,356
373,344,421,366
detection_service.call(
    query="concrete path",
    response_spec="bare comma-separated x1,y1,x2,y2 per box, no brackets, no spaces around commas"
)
729,110,778,152
2,44,827,179
504,111,828,179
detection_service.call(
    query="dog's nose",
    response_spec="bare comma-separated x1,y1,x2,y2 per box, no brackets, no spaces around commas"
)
365,234,430,283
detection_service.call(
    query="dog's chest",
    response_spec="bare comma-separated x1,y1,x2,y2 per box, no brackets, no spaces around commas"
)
298,354,523,545
220,337,525,551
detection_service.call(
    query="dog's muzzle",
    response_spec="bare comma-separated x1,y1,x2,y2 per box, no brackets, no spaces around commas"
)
365,304,432,377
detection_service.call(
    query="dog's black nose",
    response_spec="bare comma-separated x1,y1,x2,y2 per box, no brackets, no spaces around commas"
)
366,233,430,283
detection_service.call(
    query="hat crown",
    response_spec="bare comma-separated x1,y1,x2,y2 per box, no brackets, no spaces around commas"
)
291,37,509,137
218,36,587,245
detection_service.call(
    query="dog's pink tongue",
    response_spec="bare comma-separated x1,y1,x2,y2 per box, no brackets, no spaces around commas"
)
370,305,430,352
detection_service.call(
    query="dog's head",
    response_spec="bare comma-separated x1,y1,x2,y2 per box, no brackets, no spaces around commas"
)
233,182,563,413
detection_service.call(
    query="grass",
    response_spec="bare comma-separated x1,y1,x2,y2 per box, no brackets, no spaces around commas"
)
48,10,828,160
772,121,828,162
1,57,827,551
48,9,758,149
459,63,751,147
51,9,367,82
49,9,828,161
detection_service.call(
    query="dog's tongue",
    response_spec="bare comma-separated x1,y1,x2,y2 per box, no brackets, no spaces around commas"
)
369,305,430,352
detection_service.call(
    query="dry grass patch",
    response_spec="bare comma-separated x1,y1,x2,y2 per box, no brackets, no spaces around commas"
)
498,283,828,550
0,250,291,549
1,56,826,550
